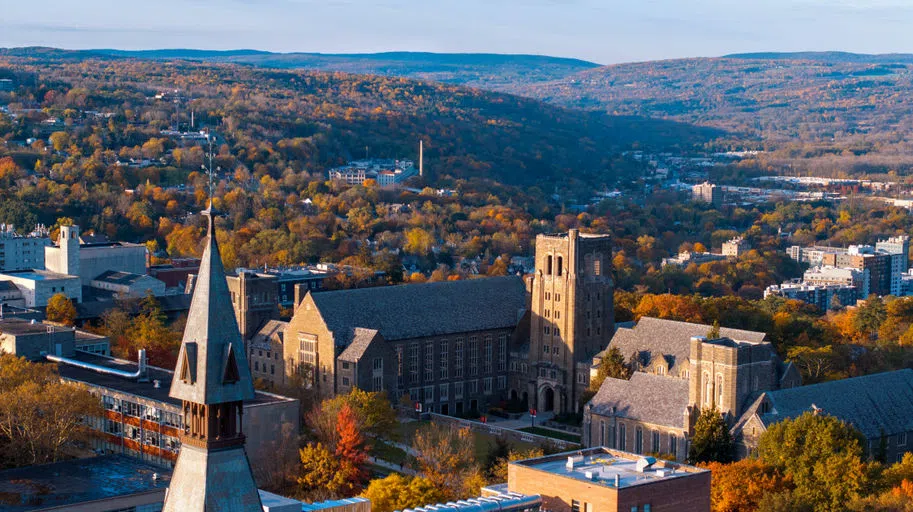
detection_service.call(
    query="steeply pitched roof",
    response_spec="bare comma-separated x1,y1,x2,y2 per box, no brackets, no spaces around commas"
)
169,208,255,405
608,317,767,373
750,369,913,439
307,276,526,346
589,372,690,429
250,320,288,350
338,328,383,362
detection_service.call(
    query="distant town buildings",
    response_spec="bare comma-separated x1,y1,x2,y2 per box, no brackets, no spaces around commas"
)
783,235,910,299
328,158,418,187
662,251,727,268
721,236,750,258
764,282,860,311
691,181,723,207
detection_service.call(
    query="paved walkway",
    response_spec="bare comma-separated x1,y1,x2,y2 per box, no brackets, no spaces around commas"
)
369,455,418,475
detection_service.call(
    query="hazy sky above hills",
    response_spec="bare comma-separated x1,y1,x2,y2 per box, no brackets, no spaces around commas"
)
2,0,913,63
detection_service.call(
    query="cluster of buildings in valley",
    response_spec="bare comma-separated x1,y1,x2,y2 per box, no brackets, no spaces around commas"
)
662,237,751,268
764,235,911,309
328,158,420,188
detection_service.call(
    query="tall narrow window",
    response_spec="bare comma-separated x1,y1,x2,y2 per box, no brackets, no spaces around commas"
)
557,256,563,276
717,374,724,405
546,255,553,275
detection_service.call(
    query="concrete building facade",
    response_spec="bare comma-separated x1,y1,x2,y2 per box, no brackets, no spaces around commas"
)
0,228,51,272
0,269,82,307
45,225,147,286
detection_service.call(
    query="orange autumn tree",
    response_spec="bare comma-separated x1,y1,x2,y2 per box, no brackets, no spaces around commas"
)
335,403,369,494
704,459,790,512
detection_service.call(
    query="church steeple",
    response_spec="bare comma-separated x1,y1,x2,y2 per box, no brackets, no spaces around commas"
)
163,206,262,512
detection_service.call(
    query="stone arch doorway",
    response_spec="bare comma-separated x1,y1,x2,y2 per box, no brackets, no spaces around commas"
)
543,387,555,412
510,389,519,401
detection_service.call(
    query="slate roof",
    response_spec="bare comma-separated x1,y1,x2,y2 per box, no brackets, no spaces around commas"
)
588,372,690,429
307,275,527,347
250,320,288,351
607,317,767,373
749,369,913,439
338,328,382,362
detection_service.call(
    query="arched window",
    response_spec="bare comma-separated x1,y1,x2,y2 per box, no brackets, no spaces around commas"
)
716,374,724,405
546,255,553,275
635,427,643,453
704,372,712,406
557,256,563,276
618,423,627,451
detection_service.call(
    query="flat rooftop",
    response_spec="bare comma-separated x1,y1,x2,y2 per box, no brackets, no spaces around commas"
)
0,269,77,281
0,317,63,336
0,455,171,511
512,447,707,490
55,351,293,408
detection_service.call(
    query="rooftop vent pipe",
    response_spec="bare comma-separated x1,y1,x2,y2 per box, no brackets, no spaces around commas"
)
47,349,149,382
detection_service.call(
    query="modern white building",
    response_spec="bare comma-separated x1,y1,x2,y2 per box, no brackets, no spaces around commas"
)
803,266,869,299
328,159,417,187
0,269,81,307
721,237,750,258
90,270,166,298
45,225,147,286
0,224,51,272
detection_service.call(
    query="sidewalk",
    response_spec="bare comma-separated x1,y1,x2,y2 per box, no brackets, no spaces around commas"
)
368,455,417,475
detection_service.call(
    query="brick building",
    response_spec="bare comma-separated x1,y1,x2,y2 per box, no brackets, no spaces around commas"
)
507,447,710,512
582,317,801,460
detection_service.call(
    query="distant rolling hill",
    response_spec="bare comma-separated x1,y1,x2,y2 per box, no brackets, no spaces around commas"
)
83,48,603,90
725,51,913,64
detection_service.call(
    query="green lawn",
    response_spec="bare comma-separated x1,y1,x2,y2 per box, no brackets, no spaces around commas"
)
395,420,539,461
372,439,408,466
518,426,582,444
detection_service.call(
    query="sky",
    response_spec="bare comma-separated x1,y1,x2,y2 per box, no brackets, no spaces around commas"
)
2,0,913,64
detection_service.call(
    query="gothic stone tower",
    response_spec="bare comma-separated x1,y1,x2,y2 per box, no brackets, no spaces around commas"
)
163,207,262,511
528,229,614,414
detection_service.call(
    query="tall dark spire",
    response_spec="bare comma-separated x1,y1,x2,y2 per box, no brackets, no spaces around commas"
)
163,207,262,512
170,206,254,404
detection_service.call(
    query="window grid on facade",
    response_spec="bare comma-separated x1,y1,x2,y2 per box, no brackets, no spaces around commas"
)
497,375,506,390
454,381,464,400
454,338,464,378
483,377,492,395
483,335,493,374
440,340,449,379
409,343,419,384
652,431,660,452
469,337,479,376
373,375,383,392
396,346,404,387
424,342,434,382
498,335,507,372
439,383,449,401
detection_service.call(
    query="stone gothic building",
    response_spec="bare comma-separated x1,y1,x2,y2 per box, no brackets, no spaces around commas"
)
582,318,802,461
275,229,615,416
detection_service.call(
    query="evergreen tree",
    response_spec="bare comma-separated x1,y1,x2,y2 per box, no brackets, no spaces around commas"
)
688,407,734,464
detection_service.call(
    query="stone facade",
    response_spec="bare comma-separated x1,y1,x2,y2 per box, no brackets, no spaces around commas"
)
227,271,280,341
583,318,801,459
526,229,614,414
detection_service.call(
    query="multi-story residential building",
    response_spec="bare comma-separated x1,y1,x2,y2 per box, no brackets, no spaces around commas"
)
582,317,801,461
721,236,750,258
506,447,711,512
787,236,910,296
732,369,913,462
0,225,51,272
691,181,723,207
527,230,614,414
764,282,859,311
802,266,869,298
248,319,288,389
286,275,528,415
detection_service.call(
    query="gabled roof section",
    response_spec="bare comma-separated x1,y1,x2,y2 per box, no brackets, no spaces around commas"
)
169,207,255,405
608,317,767,374
588,372,690,429
338,328,383,362
305,276,527,346
749,369,913,439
